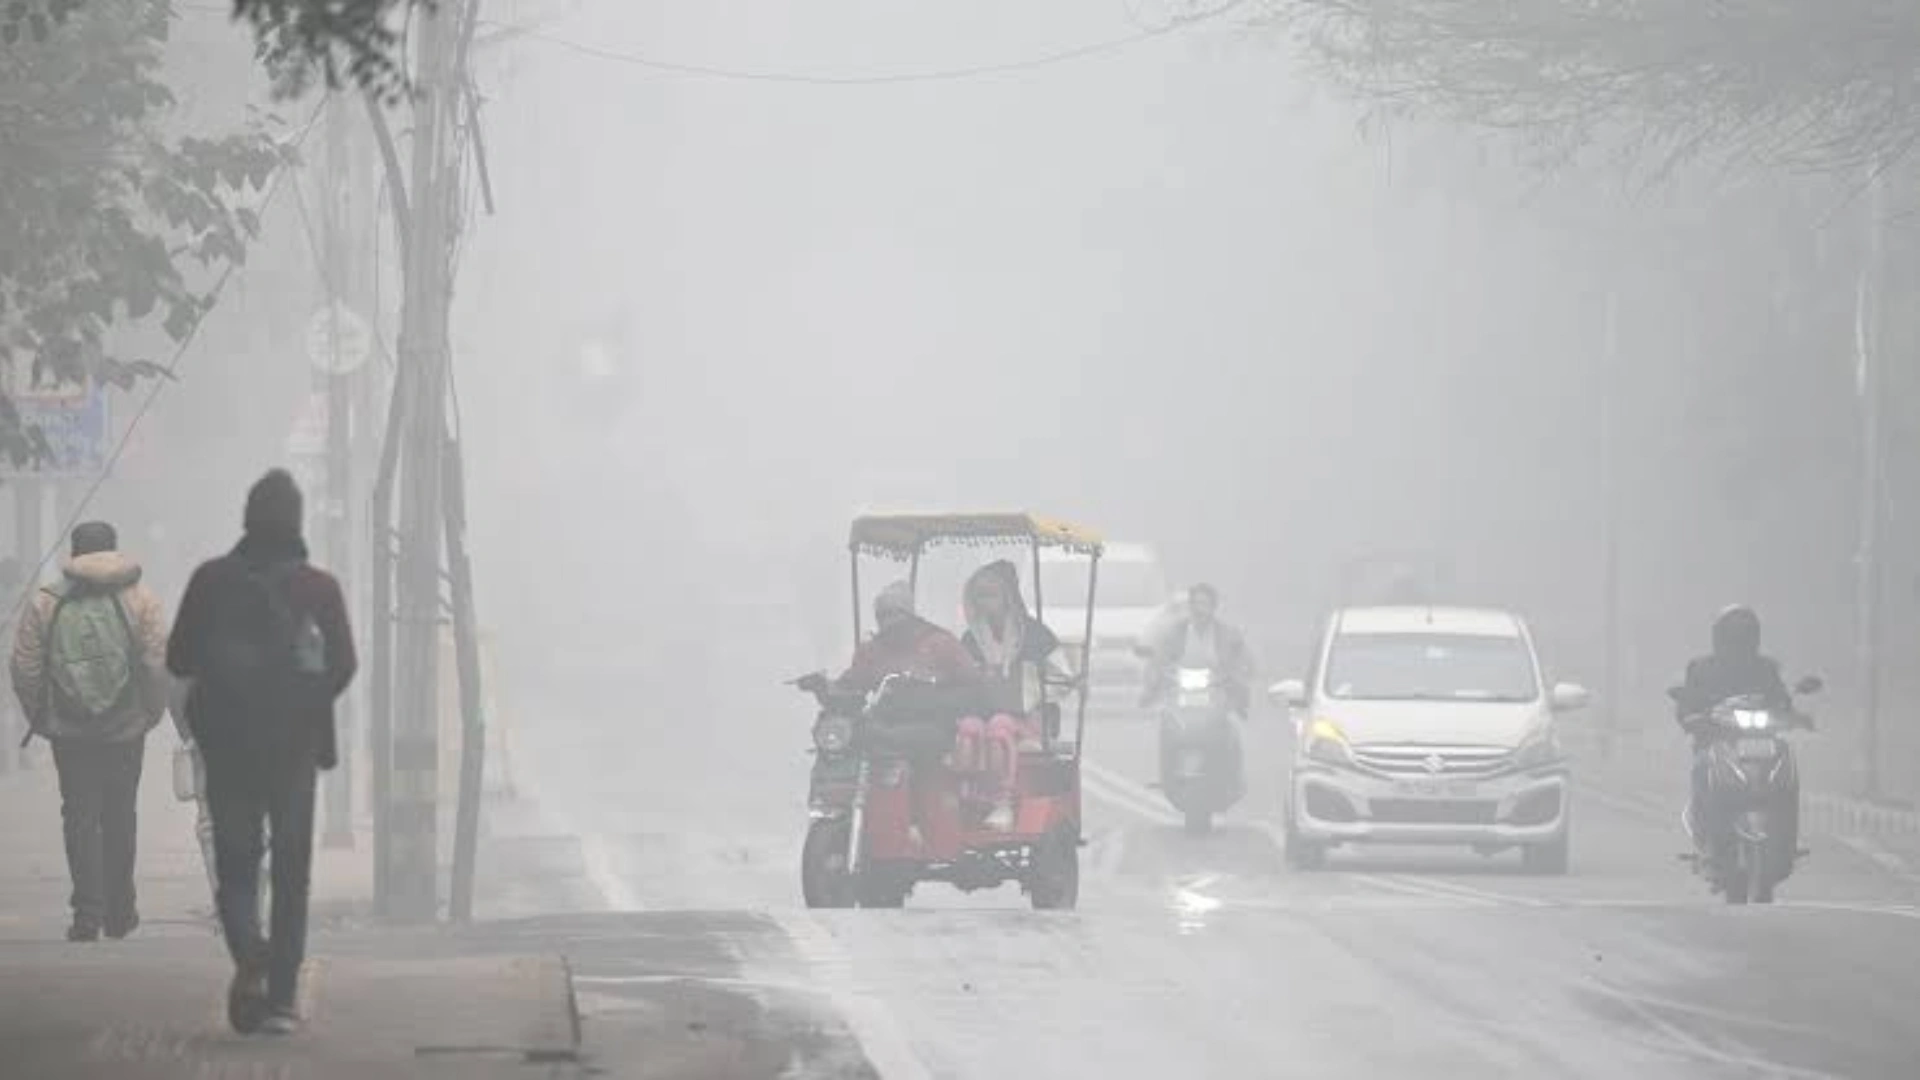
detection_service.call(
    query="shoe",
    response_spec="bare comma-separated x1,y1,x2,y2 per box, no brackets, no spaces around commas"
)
228,950,270,1035
104,913,140,940
66,920,100,943
259,1009,300,1036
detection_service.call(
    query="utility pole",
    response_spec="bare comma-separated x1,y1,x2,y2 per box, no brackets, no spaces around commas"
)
1856,169,1886,801
368,0,485,923
1598,286,1621,762
317,88,365,851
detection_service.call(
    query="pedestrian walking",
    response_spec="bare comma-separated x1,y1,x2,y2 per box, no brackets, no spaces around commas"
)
167,470,356,1036
9,522,172,942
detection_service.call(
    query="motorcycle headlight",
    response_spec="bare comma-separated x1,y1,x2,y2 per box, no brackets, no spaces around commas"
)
1177,668,1214,692
1732,709,1769,732
1512,727,1562,771
1304,718,1353,767
814,716,854,754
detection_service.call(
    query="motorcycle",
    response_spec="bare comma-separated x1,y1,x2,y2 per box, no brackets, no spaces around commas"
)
1670,675,1822,905
1154,666,1245,835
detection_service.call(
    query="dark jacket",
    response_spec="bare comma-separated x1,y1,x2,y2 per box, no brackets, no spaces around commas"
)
1674,653,1790,748
166,534,356,769
1674,653,1790,716
837,615,981,696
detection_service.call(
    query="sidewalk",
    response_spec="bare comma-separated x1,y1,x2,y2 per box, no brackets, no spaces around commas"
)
0,740,589,1077
0,735,372,944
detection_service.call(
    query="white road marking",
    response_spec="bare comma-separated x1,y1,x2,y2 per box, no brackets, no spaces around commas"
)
1091,826,1128,879
1779,900,1920,921
770,911,934,1080
1601,981,1845,1080
1351,873,1493,906
1380,873,1550,908
1081,760,1184,827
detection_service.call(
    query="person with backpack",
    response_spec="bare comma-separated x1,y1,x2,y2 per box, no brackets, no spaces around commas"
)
9,522,172,942
167,470,356,1036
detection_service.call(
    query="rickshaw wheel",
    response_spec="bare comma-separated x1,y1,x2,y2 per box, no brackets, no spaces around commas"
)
802,819,858,909
1028,829,1080,911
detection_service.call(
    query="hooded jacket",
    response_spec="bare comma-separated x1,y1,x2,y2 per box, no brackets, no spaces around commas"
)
960,562,1064,715
11,552,171,742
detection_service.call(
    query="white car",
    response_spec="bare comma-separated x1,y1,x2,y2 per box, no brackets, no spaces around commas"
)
1270,606,1589,874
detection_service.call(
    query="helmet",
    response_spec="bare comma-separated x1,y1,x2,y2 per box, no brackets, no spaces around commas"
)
1711,605,1761,657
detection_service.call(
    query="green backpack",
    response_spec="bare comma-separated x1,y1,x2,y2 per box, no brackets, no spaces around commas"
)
44,583,136,725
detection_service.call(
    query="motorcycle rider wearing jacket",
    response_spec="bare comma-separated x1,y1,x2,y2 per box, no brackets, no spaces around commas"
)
1673,605,1798,864
1139,584,1253,715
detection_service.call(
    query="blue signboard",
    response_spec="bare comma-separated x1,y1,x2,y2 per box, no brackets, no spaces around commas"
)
5,387,110,478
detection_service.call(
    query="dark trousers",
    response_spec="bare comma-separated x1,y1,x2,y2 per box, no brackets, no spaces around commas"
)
203,745,318,1009
50,737,145,931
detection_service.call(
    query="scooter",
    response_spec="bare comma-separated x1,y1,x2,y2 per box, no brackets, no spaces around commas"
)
1671,675,1822,905
1155,667,1245,835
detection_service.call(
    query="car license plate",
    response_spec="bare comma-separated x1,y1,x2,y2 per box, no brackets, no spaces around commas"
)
1395,778,1477,798
1736,738,1778,759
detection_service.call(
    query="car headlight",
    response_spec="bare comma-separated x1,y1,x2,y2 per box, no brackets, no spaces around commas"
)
1512,727,1562,771
1304,718,1353,767
814,716,854,754
1177,668,1213,692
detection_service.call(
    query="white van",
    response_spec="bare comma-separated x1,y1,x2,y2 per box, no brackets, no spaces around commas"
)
1039,542,1171,717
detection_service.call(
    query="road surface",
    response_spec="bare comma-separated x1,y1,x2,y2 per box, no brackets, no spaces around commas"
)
477,647,1920,1079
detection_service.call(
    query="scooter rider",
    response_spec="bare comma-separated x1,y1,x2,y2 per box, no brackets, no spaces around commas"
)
1139,583,1253,715
1672,605,1799,862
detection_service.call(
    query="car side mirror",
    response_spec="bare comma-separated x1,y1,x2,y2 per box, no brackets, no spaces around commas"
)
1268,679,1308,708
1550,683,1590,713
1794,675,1824,696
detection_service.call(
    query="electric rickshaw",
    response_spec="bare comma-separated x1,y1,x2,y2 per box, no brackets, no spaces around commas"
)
794,513,1102,910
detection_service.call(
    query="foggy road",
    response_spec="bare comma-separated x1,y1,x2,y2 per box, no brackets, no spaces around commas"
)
483,657,1920,1079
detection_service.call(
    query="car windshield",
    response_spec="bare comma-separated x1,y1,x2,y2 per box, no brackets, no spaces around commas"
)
1038,560,1165,610
1324,633,1539,703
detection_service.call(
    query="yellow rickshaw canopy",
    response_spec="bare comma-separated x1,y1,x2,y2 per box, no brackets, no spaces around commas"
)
849,512,1104,560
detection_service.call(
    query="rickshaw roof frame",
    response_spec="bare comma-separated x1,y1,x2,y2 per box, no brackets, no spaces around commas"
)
848,513,1105,562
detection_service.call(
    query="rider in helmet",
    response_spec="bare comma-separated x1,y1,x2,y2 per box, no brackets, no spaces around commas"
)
1673,605,1796,857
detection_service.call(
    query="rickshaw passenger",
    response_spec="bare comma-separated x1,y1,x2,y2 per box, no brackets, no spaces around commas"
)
957,561,1070,830
836,581,979,849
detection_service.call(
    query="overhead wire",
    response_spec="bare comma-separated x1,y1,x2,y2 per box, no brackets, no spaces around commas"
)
5,94,333,628
487,0,1251,86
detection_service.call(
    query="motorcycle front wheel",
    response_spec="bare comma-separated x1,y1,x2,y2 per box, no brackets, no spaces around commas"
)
802,819,858,909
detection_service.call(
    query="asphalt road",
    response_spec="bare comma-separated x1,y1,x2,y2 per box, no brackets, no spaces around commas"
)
489,649,1920,1079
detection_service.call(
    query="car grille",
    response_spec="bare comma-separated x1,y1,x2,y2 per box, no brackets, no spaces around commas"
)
1369,799,1498,826
1351,744,1513,778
